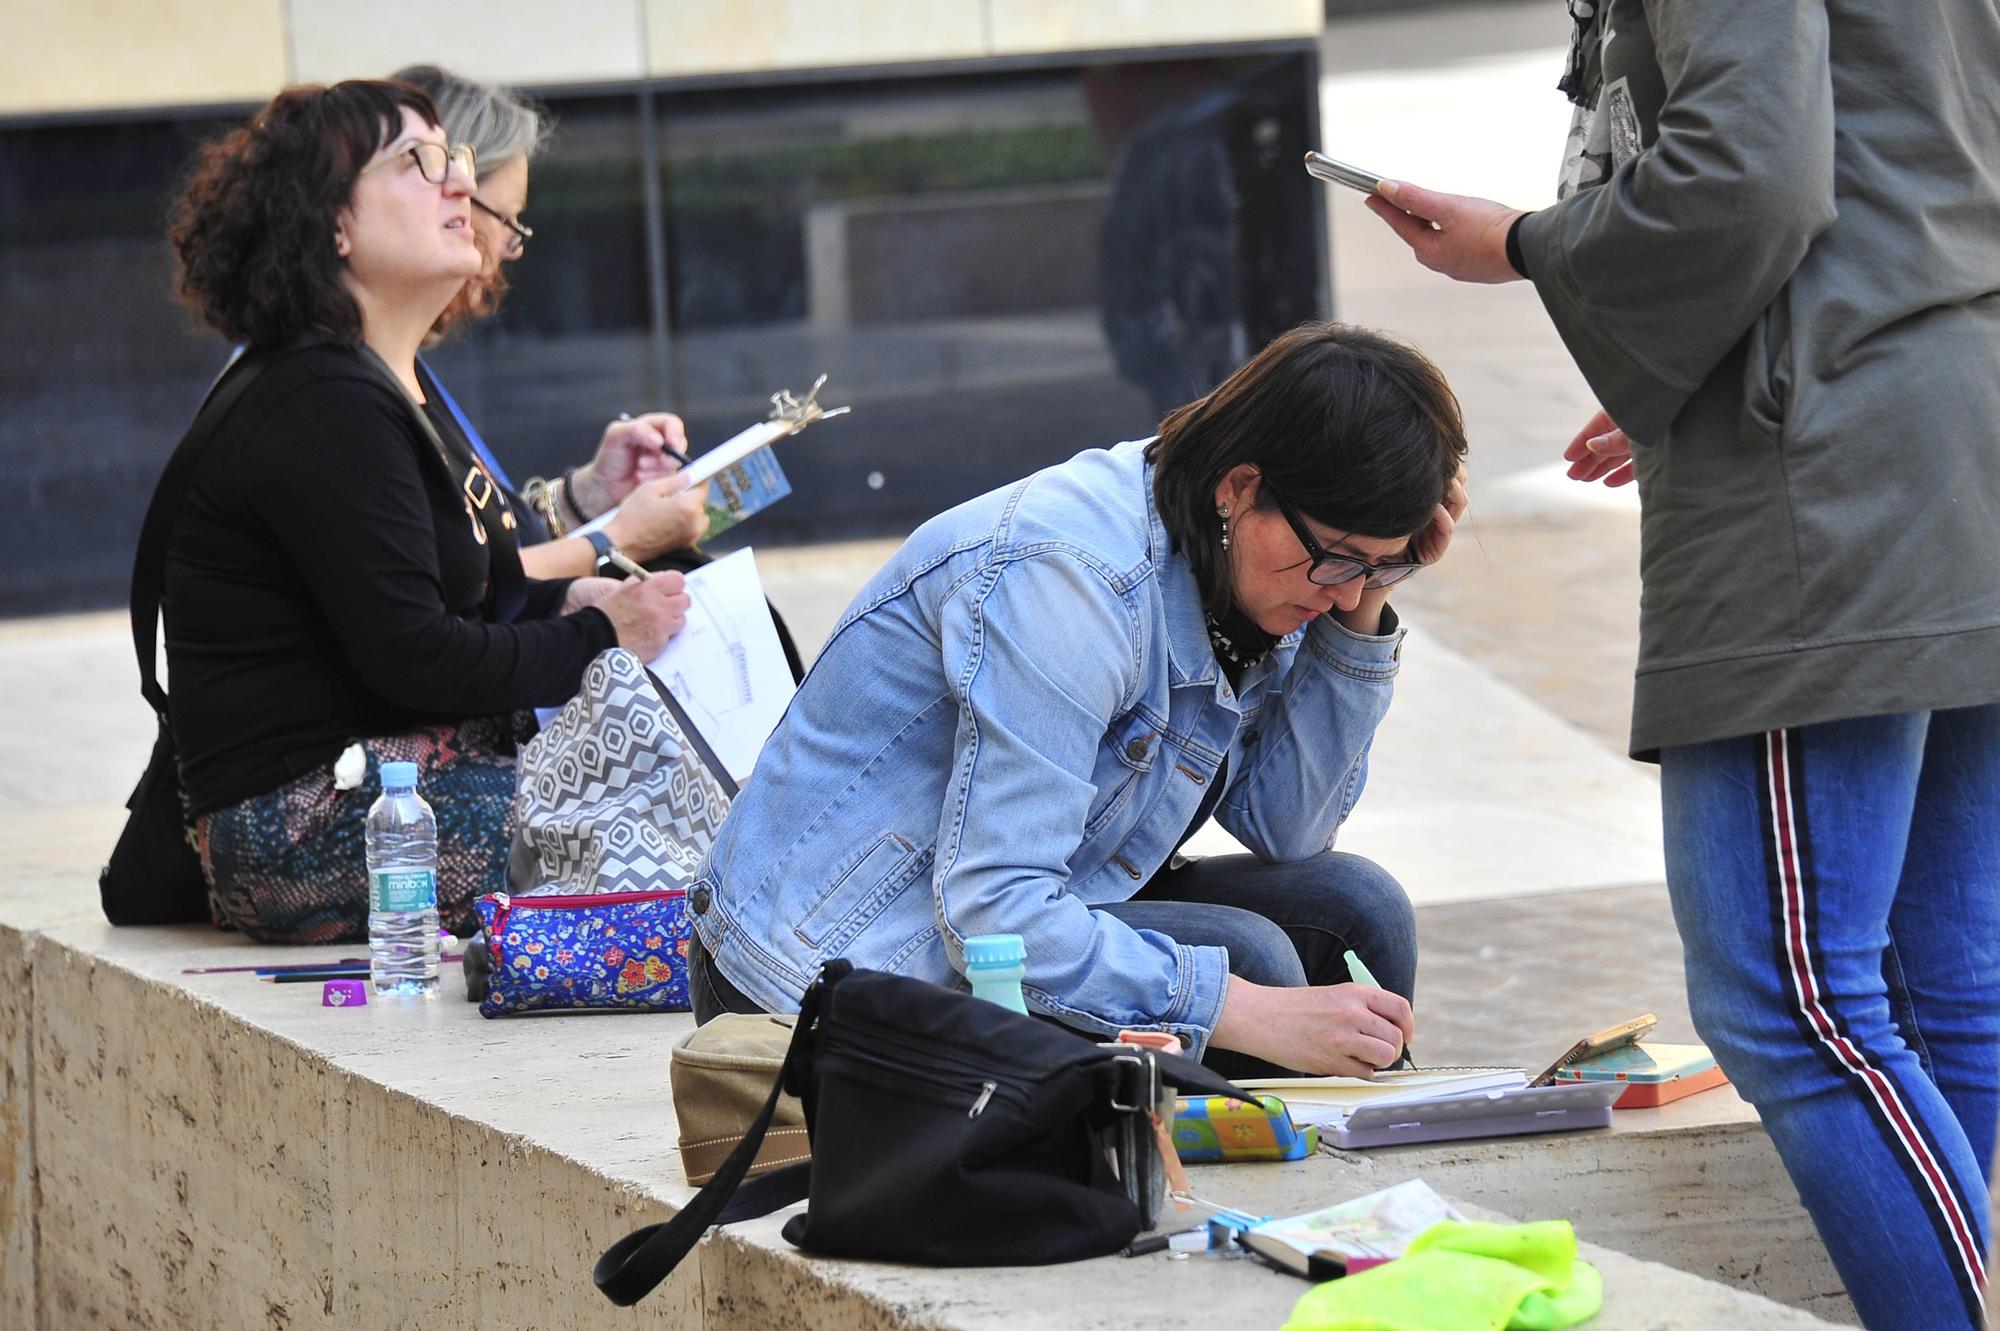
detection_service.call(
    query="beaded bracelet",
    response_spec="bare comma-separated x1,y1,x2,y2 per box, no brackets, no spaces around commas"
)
558,465,591,524
542,475,570,538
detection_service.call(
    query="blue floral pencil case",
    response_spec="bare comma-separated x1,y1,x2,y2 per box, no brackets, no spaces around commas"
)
467,889,693,1017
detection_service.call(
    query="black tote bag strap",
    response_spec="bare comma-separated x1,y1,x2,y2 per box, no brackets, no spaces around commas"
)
128,348,272,717
644,667,741,800
593,963,841,1306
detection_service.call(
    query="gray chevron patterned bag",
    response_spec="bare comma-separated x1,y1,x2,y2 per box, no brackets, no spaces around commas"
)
512,648,738,895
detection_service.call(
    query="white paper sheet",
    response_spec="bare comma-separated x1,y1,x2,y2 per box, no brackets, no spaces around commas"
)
643,548,795,782
535,547,796,782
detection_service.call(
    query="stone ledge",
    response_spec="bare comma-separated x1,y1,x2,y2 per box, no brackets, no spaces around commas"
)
0,804,1843,1329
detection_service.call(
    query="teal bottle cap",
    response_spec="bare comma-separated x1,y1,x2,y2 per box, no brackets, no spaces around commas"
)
963,933,1026,968
379,761,419,791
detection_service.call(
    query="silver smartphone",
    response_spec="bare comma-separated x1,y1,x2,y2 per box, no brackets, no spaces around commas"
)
1303,150,1385,195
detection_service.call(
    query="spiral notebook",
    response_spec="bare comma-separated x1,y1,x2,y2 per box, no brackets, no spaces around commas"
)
1237,1067,1528,1129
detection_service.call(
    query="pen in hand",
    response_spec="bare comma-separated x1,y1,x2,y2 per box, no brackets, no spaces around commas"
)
1343,948,1418,1071
617,410,693,469
606,549,652,581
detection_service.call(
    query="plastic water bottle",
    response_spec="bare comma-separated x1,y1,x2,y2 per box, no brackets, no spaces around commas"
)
366,762,440,997
963,934,1029,1014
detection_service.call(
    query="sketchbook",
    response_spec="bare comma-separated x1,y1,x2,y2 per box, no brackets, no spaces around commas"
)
1236,1020,1653,1149
1236,1067,1529,1129
643,548,796,782
533,548,796,781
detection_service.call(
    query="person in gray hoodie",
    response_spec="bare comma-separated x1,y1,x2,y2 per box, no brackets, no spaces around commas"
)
1362,2,2000,1326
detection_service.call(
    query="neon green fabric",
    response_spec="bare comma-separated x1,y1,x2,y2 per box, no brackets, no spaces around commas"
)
1278,1220,1603,1331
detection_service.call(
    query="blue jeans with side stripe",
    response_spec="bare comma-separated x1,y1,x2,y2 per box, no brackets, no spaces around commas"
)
1661,706,2000,1329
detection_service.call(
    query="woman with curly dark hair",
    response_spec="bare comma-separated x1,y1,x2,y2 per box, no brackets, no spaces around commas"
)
157,80,690,943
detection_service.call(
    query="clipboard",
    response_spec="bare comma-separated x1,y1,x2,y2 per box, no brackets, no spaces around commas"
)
573,375,849,539
1329,1080,1625,1150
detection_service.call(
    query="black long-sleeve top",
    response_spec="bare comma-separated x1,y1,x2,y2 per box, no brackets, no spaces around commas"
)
163,342,615,816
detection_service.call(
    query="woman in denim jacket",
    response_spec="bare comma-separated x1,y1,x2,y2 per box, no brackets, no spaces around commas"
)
692,324,1469,1075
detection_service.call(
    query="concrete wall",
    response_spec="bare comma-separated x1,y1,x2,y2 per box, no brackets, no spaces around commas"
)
1,0,1322,117
0,0,289,115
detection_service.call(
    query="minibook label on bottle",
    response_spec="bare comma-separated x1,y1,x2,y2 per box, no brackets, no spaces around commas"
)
370,868,436,913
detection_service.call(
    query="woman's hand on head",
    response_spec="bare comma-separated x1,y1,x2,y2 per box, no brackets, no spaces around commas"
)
585,569,691,661
1364,181,1525,285
570,411,689,514
1210,975,1415,1078
1564,409,1636,487
1411,463,1468,567
606,476,711,560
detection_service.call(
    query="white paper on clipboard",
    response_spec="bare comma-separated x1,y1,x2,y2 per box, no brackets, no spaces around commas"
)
534,548,796,782
641,548,795,782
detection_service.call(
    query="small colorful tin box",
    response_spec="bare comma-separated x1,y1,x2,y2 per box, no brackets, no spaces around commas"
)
1172,1093,1318,1163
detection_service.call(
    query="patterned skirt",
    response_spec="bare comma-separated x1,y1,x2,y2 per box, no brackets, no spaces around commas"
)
195,715,531,945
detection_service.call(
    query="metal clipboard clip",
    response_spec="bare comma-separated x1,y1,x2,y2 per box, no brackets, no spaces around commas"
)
766,373,852,438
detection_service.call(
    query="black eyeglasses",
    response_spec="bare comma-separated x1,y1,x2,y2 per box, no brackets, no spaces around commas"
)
1264,485,1424,589
471,196,533,254
362,140,477,186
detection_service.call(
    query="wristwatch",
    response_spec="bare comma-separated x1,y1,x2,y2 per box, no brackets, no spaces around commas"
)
581,528,620,574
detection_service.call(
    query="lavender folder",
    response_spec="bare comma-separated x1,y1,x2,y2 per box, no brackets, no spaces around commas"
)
1331,1080,1626,1150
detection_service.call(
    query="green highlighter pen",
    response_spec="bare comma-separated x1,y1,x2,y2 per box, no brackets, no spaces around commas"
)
1344,948,1417,1071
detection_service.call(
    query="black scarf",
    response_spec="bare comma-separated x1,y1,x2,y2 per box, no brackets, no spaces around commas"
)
1558,0,1605,108
1204,605,1277,687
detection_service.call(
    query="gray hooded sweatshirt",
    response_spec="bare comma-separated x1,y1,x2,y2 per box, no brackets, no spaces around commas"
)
1516,0,2000,757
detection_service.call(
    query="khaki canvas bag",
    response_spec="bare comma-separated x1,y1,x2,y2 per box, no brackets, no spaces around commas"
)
671,1014,811,1185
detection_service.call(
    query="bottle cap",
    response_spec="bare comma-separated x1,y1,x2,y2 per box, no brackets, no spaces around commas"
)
963,933,1026,968
379,761,419,792
322,978,368,1008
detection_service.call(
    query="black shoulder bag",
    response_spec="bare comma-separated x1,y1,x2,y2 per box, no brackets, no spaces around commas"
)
98,349,277,925
594,961,1258,1306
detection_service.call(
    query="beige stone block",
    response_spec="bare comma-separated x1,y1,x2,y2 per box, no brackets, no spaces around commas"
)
0,928,31,1331
644,0,983,78
27,931,700,1330
13,907,1850,1331
33,946,337,1327
0,0,287,116
287,0,644,88
986,0,1321,57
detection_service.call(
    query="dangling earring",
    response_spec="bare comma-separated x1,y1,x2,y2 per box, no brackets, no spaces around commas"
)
1218,506,1230,552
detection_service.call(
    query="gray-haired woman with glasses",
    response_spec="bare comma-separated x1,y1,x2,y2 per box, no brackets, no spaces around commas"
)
396,64,806,678
388,67,721,594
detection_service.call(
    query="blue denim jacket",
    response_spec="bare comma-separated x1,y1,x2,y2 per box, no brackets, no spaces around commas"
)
693,440,1404,1051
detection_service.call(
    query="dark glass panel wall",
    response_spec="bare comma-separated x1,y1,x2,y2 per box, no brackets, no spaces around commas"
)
0,111,246,613
0,44,1323,614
